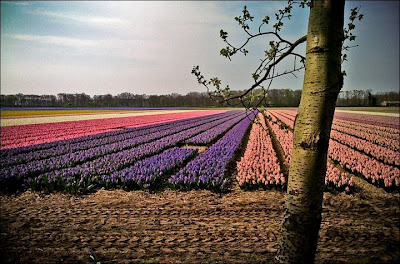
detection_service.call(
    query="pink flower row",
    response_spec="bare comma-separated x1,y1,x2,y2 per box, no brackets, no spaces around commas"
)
334,111,399,129
334,119,399,139
280,109,399,134
332,121,399,152
331,130,400,166
267,110,399,189
329,140,399,188
266,110,355,192
268,113,293,165
268,110,295,129
1,110,224,149
237,113,285,188
325,162,354,193
282,109,399,130
269,110,399,163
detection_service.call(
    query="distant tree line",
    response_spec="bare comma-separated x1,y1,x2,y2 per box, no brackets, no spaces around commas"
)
0,89,398,108
0,92,223,108
336,90,399,107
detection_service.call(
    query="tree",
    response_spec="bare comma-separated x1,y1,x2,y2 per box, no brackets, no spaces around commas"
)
278,1,345,263
192,1,362,263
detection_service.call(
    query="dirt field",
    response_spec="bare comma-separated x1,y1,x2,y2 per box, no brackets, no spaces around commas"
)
1,177,399,264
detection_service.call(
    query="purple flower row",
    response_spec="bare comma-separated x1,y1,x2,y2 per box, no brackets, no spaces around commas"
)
2,111,245,192
0,111,240,184
185,112,247,145
168,111,256,191
27,147,197,192
1,111,236,166
107,147,197,189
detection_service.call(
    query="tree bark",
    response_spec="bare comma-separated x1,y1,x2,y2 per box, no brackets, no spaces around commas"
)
277,1,345,263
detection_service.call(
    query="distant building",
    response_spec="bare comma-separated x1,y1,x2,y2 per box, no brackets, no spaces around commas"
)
381,101,400,106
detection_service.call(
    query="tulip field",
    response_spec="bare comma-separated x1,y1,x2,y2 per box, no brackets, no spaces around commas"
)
0,108,399,194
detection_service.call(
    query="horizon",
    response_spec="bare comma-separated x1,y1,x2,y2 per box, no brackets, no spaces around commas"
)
1,87,399,97
1,1,399,96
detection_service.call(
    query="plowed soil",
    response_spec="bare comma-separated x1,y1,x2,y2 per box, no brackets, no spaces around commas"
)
1,178,399,264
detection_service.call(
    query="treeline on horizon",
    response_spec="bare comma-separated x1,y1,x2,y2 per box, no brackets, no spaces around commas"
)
1,89,398,108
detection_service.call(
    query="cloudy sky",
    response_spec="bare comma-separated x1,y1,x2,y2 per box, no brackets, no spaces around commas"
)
1,1,399,96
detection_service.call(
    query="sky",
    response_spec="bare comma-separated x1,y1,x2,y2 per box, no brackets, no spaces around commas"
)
1,1,399,96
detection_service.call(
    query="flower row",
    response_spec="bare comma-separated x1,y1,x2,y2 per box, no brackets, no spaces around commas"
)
24,112,254,193
0,112,230,179
0,111,244,192
27,147,197,192
267,110,398,190
265,111,355,192
1,111,233,159
279,109,399,137
331,130,399,167
334,111,399,129
236,113,285,189
332,121,399,152
282,108,399,130
334,119,399,139
267,113,293,165
1,111,239,167
168,111,256,191
185,112,247,145
329,140,399,189
269,110,399,167
1,110,225,149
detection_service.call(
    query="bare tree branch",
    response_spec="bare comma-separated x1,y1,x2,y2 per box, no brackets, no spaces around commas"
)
222,35,307,102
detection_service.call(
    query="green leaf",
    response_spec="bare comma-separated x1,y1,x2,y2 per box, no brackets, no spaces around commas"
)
220,48,229,57
269,40,275,47
252,73,260,81
220,30,228,41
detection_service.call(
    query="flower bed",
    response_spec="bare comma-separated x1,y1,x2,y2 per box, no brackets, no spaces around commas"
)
1,110,225,149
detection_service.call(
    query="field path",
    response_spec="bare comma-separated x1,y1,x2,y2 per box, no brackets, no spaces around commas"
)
1,186,398,264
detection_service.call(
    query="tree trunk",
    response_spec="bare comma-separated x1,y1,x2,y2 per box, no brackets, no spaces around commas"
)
277,1,345,263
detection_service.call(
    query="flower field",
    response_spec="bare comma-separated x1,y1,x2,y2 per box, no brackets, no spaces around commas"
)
0,108,399,194
0,110,225,149
237,112,355,193
1,107,399,264
266,109,399,191
1,110,252,193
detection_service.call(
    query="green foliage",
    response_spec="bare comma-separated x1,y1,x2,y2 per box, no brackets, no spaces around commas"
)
220,46,236,60
252,73,260,81
262,15,270,24
342,6,363,64
234,5,254,31
219,29,228,41
299,0,312,9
